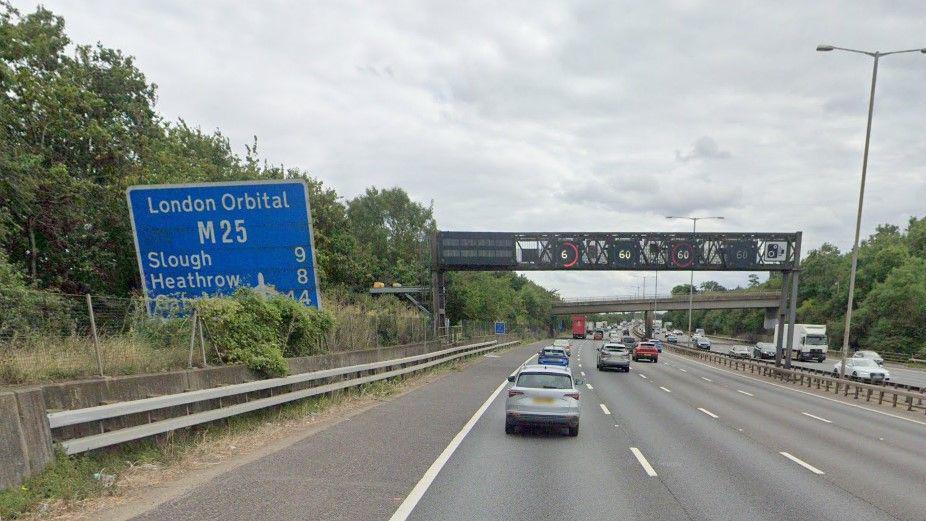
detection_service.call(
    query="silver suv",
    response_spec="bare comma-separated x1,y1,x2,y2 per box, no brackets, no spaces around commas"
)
505,364,582,436
597,343,631,372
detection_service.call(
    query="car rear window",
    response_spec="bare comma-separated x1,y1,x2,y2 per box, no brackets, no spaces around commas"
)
542,349,565,356
603,346,626,353
516,373,572,389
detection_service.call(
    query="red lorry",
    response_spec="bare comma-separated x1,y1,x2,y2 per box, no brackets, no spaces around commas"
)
571,315,587,339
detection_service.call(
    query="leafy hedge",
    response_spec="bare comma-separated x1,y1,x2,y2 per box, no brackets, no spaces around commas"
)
194,288,334,377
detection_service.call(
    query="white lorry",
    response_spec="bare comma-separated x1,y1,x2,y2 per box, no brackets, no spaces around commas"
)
773,324,828,362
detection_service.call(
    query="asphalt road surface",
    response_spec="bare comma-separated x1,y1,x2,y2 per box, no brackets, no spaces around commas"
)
677,333,926,389
128,339,926,520
406,339,926,521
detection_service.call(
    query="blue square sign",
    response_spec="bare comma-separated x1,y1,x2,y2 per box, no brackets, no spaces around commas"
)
126,180,321,310
495,321,506,335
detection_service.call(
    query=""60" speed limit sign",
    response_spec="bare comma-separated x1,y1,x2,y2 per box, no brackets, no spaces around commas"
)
670,241,696,269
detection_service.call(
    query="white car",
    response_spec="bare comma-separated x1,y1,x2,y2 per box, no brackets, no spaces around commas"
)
552,339,572,357
728,345,752,358
833,358,891,382
505,364,582,436
852,350,884,366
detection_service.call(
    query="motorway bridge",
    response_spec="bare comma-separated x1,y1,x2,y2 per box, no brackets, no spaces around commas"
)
551,291,781,315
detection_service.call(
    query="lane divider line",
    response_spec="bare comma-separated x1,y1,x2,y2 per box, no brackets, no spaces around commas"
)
698,407,718,418
780,451,825,475
599,403,611,415
801,412,832,424
678,368,687,372
639,374,648,379
662,351,926,427
737,390,754,397
580,371,586,376
701,377,713,382
630,447,658,477
389,352,535,520
586,383,594,390
660,386,672,393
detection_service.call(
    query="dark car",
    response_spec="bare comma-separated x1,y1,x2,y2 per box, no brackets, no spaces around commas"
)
621,336,637,348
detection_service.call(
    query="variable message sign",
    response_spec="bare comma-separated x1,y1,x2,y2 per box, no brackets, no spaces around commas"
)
436,231,799,271
127,180,321,310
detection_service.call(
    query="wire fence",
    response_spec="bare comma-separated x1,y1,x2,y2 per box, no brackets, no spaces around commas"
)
0,288,522,385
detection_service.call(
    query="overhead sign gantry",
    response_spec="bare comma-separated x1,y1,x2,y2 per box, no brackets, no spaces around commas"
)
430,230,803,367
434,231,799,272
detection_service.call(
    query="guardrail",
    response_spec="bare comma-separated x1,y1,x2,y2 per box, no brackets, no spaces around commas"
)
704,333,923,366
691,334,926,392
664,342,926,414
50,338,521,454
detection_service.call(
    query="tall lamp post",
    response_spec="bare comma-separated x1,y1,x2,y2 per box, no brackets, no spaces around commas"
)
666,215,724,346
817,44,926,379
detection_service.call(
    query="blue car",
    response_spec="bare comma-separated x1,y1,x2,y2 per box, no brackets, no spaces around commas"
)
538,347,570,367
649,339,664,352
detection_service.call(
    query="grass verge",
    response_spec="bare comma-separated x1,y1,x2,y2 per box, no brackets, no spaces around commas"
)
0,341,522,520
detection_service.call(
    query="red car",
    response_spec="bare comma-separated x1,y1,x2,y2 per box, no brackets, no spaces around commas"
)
633,342,659,363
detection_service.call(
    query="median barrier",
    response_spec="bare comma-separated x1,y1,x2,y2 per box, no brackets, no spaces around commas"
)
664,343,926,414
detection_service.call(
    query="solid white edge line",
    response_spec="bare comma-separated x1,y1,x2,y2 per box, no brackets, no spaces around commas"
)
599,403,611,415
660,386,672,393
737,390,754,397
662,352,926,427
780,451,825,475
801,412,832,424
629,447,658,477
389,353,534,521
697,407,718,418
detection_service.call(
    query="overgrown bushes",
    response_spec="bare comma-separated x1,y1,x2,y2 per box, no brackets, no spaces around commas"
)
194,288,334,377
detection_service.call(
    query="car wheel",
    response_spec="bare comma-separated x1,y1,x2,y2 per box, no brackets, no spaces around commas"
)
505,422,516,435
567,425,579,437
597,364,602,370
852,371,858,379
653,358,658,363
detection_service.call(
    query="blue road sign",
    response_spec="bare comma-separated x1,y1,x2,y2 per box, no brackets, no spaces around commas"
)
495,321,506,335
126,180,321,310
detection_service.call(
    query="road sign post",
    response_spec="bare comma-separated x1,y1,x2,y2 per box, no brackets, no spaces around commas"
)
126,180,321,311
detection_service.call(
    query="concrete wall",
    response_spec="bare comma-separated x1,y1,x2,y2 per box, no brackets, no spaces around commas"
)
1,337,488,490
0,388,55,491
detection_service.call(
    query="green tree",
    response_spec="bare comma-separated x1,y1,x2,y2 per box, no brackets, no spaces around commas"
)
347,187,435,286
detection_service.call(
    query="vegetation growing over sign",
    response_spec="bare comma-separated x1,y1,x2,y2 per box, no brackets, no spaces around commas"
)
194,288,334,377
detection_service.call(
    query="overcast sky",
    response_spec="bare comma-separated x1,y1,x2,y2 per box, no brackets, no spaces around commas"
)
16,1,926,298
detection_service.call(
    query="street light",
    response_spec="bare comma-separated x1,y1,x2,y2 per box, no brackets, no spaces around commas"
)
817,44,926,379
666,215,725,346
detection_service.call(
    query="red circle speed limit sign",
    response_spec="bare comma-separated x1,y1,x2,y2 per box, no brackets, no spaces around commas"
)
670,241,695,269
558,241,580,268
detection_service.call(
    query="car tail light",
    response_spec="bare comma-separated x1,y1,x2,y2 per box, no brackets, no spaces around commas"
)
565,392,580,400
508,389,524,397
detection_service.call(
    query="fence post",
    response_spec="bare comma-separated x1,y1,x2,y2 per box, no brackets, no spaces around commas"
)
86,294,104,377
188,310,199,369
198,317,208,367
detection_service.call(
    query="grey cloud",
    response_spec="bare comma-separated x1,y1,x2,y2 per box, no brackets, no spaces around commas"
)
675,136,731,163
19,0,926,298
